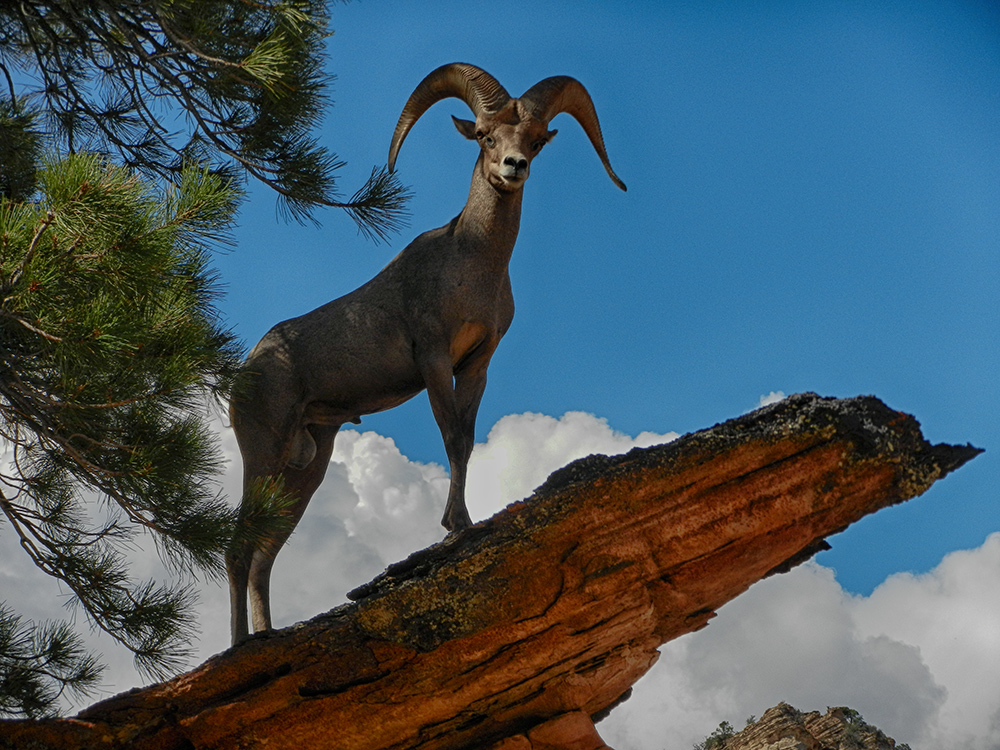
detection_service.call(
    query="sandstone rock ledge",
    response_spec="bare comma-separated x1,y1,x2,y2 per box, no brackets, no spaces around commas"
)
0,394,980,750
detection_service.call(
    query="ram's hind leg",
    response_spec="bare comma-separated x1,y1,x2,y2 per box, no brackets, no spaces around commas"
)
227,549,252,644
247,423,339,634
228,455,287,644
227,392,303,645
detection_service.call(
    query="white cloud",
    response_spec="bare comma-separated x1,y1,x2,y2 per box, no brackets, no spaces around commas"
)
600,538,1000,750
329,430,451,573
465,411,678,521
757,390,787,408
852,534,1000,750
2,412,997,750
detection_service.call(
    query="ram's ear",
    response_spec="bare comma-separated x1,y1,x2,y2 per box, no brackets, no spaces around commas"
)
452,116,478,140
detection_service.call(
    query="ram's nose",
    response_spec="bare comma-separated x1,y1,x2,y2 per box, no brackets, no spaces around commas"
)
502,155,529,180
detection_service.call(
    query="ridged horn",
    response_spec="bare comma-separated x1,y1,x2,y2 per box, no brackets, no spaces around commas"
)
388,63,511,172
519,76,627,191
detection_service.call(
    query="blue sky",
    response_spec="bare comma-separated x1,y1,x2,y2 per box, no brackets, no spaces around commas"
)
217,0,998,596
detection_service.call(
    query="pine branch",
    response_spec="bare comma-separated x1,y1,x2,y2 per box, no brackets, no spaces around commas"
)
0,154,249,709
328,167,413,243
0,0,406,233
0,603,103,719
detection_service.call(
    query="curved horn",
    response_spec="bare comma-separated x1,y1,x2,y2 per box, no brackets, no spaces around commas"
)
388,63,511,172
519,76,627,191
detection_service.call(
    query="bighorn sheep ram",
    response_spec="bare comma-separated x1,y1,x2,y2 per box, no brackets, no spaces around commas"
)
227,63,626,644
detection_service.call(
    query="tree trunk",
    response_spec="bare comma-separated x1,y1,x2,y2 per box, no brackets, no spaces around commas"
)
1,393,980,750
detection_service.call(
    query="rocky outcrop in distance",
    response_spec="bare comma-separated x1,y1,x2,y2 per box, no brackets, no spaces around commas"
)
0,393,980,750
703,702,908,750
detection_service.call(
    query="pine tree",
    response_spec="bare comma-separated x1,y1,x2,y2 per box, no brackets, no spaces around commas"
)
0,0,409,236
0,2,411,717
0,154,263,716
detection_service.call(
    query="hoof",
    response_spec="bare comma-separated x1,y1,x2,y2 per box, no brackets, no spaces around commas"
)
442,513,472,533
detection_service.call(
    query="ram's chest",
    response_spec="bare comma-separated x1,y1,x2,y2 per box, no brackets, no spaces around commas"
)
446,320,488,367
445,282,514,370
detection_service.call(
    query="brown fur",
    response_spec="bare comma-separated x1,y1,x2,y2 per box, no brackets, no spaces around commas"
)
226,64,624,644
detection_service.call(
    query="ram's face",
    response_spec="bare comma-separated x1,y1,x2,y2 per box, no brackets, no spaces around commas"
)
453,101,556,193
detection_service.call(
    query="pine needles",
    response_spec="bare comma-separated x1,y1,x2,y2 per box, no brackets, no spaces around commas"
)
0,0,408,233
0,155,290,713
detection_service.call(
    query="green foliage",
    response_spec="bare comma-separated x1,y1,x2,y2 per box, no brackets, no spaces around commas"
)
838,706,865,725
828,706,900,750
694,720,737,750
0,0,410,719
0,154,296,716
0,0,409,234
235,475,298,550
0,99,42,201
0,604,101,718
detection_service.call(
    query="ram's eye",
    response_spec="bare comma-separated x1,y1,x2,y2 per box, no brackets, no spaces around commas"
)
531,140,545,152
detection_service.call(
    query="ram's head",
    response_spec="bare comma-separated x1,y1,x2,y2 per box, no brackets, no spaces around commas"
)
388,63,626,194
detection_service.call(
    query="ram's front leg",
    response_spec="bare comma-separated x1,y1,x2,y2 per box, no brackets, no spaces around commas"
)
422,353,488,532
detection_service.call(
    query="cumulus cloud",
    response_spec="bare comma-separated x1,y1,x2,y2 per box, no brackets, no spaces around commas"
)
2,411,997,750
600,564,939,748
757,390,787,408
852,534,1000,750
465,411,678,521
600,538,1000,750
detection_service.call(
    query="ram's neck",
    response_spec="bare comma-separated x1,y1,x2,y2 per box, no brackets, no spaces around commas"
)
454,157,523,265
